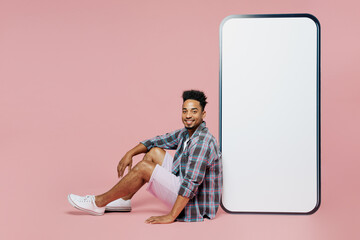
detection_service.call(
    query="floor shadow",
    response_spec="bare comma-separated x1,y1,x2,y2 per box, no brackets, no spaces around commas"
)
104,209,131,213
65,208,168,216
66,211,93,215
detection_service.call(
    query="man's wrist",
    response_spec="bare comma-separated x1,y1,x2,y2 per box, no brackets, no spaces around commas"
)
169,211,177,220
125,151,134,158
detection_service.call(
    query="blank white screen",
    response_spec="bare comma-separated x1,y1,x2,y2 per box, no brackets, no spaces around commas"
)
221,16,319,213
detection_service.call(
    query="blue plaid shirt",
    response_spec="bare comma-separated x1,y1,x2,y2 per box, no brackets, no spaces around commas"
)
140,121,223,222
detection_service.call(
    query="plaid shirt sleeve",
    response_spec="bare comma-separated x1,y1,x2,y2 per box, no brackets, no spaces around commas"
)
178,140,210,199
140,128,182,151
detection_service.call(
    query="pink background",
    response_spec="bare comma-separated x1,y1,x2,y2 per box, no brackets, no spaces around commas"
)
1,0,359,239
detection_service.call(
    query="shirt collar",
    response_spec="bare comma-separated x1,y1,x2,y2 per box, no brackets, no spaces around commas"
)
185,121,207,139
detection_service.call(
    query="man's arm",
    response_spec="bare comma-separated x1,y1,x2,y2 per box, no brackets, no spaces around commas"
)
145,195,189,224
141,128,183,151
117,143,148,178
118,127,182,178
178,140,211,198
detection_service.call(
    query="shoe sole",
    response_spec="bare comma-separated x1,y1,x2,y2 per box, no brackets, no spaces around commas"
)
105,206,132,212
67,194,104,216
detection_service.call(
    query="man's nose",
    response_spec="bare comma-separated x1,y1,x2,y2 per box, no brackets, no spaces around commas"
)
186,112,192,118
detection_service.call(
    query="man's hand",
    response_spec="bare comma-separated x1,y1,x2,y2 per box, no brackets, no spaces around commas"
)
145,195,189,224
145,214,176,224
117,153,133,178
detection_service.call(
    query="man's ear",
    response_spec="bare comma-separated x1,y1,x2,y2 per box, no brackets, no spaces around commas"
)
202,110,207,119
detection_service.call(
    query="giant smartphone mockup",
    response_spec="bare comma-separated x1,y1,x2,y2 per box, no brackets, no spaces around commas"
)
220,14,321,214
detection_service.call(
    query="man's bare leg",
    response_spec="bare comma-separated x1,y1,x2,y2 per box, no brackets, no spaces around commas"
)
95,147,166,206
121,147,166,200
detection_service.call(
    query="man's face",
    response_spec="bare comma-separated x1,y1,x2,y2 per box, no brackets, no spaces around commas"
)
182,99,206,131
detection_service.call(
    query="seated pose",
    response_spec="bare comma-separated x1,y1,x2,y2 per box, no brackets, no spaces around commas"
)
68,90,223,223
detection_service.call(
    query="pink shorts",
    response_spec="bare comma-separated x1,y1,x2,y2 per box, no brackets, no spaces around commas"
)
146,151,182,208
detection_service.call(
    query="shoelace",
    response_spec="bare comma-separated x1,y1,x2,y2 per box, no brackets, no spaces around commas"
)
80,195,94,203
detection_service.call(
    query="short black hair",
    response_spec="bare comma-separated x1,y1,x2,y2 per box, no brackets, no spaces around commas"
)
182,90,208,111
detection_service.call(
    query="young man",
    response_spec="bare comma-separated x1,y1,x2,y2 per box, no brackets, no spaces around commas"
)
68,90,223,223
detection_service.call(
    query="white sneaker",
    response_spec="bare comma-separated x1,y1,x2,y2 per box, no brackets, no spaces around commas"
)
67,194,105,216
105,198,132,212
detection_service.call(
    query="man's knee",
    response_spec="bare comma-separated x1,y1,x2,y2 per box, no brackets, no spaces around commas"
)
132,160,155,181
143,147,166,163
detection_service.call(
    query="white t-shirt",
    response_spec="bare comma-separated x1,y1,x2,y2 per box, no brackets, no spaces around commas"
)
183,137,190,151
